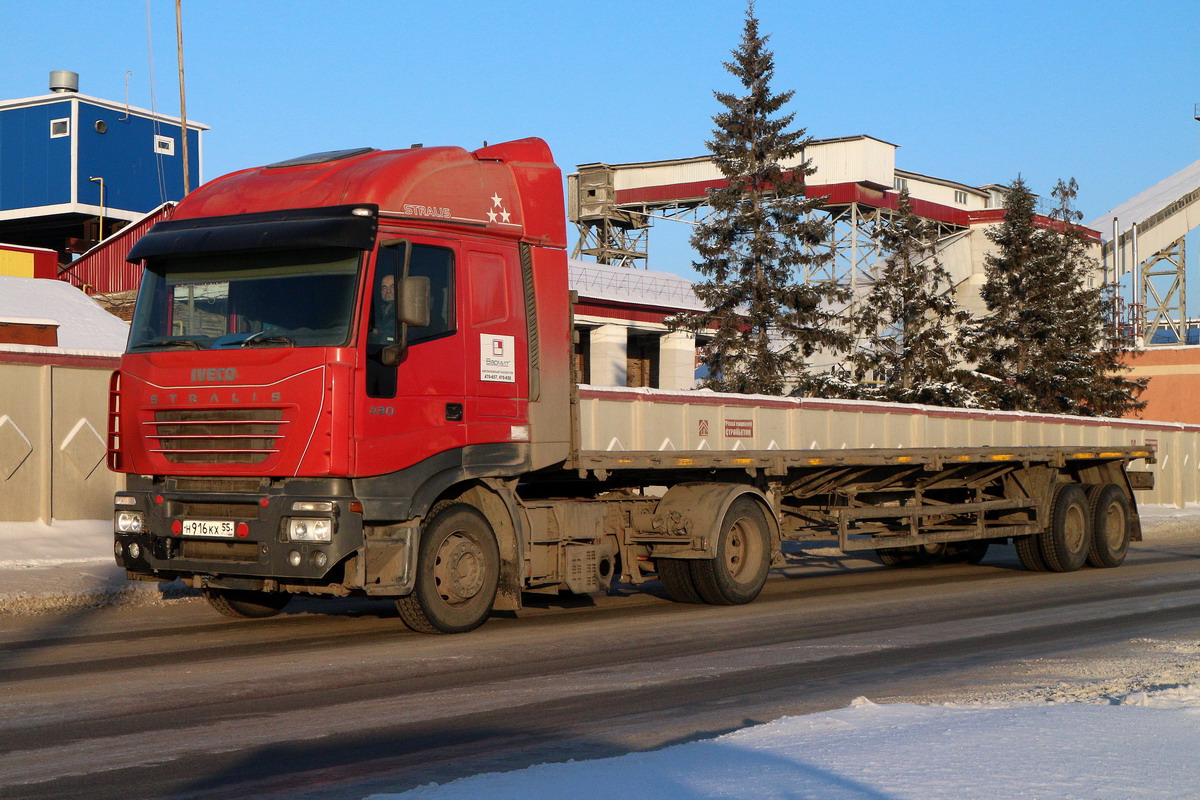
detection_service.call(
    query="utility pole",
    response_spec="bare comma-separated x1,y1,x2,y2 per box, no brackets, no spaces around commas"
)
176,0,191,195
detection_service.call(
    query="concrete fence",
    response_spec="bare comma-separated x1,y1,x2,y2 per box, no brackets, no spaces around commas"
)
579,386,1200,508
0,354,123,522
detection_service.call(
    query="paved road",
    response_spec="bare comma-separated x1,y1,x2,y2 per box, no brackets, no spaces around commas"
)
3,535,1199,800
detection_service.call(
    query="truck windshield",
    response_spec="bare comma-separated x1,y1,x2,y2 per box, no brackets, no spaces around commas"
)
127,247,361,351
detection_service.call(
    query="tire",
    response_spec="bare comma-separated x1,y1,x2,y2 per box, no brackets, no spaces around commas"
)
1086,483,1132,568
876,546,920,567
1038,483,1091,573
690,497,772,605
203,588,291,619
396,503,499,634
946,540,990,565
657,558,705,604
1014,534,1048,571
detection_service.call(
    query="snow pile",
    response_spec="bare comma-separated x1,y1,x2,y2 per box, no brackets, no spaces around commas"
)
0,519,114,568
0,275,129,355
371,683,1200,800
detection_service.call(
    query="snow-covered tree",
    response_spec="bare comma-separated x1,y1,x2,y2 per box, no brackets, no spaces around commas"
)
670,2,849,395
844,191,978,406
969,177,1145,415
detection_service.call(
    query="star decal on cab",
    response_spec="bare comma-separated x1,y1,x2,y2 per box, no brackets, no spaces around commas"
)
487,193,513,224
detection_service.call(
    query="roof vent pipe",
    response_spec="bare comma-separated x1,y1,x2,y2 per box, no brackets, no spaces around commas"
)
49,71,79,93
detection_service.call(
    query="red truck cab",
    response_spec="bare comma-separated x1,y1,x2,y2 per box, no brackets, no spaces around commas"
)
111,139,572,631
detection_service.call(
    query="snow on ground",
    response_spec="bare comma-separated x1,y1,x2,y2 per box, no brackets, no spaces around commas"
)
371,683,1200,800
2,510,1199,798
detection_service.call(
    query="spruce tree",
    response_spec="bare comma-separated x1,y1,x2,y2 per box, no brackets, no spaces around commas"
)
846,190,977,406
671,2,849,395
970,177,1145,415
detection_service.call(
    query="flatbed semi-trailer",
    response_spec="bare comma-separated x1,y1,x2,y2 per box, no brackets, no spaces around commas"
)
108,139,1154,633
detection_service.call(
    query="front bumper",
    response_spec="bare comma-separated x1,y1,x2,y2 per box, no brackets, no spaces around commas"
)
113,476,365,588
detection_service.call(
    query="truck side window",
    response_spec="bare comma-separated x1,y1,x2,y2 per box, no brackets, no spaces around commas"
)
366,243,455,399
407,245,454,344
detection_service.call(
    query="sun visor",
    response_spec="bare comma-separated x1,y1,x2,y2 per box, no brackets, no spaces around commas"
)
127,204,379,262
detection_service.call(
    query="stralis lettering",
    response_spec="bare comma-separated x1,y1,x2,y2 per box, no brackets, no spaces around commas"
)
150,391,282,405
402,204,452,219
191,367,237,383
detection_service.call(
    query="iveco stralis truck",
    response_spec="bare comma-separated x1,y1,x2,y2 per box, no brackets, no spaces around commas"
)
109,139,1153,633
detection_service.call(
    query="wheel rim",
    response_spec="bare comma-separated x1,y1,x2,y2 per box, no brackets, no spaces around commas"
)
1064,503,1087,552
725,517,760,584
1102,502,1127,550
433,531,485,605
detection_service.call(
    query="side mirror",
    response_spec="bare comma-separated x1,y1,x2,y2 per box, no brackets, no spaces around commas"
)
381,276,431,365
397,275,430,328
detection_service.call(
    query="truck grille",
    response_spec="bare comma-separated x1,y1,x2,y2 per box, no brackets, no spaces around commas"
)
149,408,287,464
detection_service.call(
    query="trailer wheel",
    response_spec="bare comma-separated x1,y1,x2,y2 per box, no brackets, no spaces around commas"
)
396,503,499,634
1085,483,1131,568
690,497,771,605
203,588,291,619
875,546,920,567
657,559,705,604
1038,483,1091,573
947,541,990,565
1014,534,1048,571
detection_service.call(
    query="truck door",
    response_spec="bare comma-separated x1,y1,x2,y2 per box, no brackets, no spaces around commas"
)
463,246,525,421
356,237,466,474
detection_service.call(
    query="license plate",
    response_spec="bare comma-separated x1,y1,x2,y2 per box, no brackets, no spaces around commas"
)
181,519,236,538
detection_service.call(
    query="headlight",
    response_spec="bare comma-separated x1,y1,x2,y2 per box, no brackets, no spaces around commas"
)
115,511,144,533
287,517,332,542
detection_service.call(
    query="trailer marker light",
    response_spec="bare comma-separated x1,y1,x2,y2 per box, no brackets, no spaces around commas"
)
1071,452,1095,459
236,523,250,539
170,520,182,535
676,458,694,466
955,455,972,461
734,458,753,465
1132,451,1151,457
990,454,1014,461
807,458,823,465
896,456,913,463
1099,452,1123,458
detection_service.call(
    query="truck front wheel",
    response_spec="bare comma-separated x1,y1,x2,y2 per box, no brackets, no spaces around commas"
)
396,503,499,634
690,497,771,605
203,588,291,618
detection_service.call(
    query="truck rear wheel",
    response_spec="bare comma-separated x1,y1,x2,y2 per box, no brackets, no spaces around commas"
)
1039,483,1091,573
690,497,771,605
396,503,499,634
1014,534,1048,571
657,559,705,604
1086,483,1131,568
203,588,291,619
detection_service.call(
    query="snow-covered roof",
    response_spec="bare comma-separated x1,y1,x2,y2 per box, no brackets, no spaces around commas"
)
568,258,706,312
0,276,129,356
1088,158,1200,235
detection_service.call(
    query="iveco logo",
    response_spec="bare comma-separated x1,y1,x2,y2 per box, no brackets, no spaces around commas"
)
191,367,238,383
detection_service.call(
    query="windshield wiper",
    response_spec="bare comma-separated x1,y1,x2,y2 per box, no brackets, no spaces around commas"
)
131,337,203,350
239,334,296,348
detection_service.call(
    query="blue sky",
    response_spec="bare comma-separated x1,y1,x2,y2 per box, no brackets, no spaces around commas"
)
3,0,1198,278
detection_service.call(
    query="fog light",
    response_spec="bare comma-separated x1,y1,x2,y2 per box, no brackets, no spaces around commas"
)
115,511,144,533
129,542,142,559
287,517,333,542
288,550,302,567
114,540,123,559
311,551,328,568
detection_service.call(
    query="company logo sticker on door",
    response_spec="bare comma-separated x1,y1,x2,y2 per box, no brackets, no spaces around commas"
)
480,334,516,382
